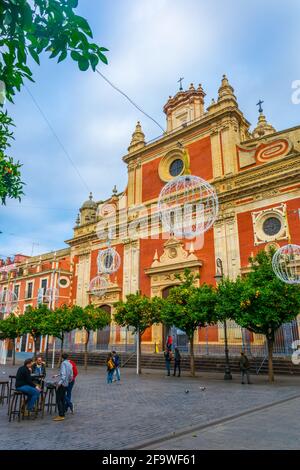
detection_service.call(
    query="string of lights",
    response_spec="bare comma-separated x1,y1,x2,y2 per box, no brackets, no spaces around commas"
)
24,84,90,193
95,68,165,133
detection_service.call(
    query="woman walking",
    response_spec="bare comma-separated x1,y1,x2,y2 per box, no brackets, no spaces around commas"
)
106,352,115,384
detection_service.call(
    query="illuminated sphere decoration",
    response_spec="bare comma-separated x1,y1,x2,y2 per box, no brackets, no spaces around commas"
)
272,244,300,284
45,287,59,304
97,247,121,275
158,175,219,238
0,289,18,315
89,275,109,298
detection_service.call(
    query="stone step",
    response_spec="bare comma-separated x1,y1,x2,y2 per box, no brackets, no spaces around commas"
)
46,351,300,375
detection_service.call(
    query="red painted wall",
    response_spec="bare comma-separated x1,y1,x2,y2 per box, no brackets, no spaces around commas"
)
237,198,300,268
141,136,213,203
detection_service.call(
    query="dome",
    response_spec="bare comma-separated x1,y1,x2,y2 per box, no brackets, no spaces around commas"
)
81,192,97,210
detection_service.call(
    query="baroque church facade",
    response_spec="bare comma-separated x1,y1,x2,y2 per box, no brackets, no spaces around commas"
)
1,75,300,355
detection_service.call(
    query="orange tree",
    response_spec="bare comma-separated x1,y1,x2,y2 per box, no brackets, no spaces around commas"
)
160,270,218,376
18,304,51,355
0,312,23,364
114,293,163,374
232,249,300,382
75,304,110,370
46,304,80,362
0,0,108,203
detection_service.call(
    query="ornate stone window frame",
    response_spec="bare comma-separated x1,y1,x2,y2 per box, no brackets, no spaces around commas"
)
58,276,70,289
158,149,185,182
252,204,288,246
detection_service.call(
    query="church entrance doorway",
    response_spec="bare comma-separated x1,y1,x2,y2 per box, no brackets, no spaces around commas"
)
96,304,111,351
161,285,189,351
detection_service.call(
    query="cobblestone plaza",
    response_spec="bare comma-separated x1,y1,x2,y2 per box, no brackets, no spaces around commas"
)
1,365,300,450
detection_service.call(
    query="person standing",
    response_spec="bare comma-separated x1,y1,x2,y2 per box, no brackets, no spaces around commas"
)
15,358,41,416
239,351,251,384
164,348,172,376
65,358,78,414
166,335,173,352
106,352,115,384
53,352,73,421
112,351,120,382
173,347,181,377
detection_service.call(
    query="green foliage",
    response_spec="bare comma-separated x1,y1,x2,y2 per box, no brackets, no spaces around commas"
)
75,304,110,334
233,249,300,339
0,0,108,204
215,277,245,322
18,303,50,342
0,0,108,103
0,311,22,340
114,293,162,335
160,269,218,339
46,304,79,340
0,111,23,204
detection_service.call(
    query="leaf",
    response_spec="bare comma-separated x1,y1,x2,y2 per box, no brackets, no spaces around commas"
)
98,51,108,65
89,54,99,71
76,16,93,38
28,47,40,65
71,50,82,62
57,50,67,63
4,11,12,26
78,57,89,71
69,0,79,7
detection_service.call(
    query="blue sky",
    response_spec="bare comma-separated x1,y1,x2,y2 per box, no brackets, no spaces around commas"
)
1,0,300,258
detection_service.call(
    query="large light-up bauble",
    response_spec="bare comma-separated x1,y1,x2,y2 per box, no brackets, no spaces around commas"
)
272,244,300,284
158,175,218,238
0,289,18,315
89,275,109,297
97,247,121,274
45,287,59,303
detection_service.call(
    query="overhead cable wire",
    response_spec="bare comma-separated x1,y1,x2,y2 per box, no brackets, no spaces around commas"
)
24,84,90,193
95,68,165,133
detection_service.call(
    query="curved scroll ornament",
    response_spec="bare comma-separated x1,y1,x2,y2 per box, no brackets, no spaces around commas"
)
256,139,291,163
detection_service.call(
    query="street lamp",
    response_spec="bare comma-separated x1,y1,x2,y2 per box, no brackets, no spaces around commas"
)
214,258,232,380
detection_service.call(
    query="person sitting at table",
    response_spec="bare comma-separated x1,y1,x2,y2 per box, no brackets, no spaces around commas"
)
32,355,46,378
15,358,41,416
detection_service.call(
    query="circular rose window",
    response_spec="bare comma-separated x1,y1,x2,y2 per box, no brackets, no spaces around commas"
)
263,217,282,236
169,159,184,177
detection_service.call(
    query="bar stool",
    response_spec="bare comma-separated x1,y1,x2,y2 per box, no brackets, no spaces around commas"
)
7,375,16,415
44,384,57,415
8,391,27,422
0,381,9,405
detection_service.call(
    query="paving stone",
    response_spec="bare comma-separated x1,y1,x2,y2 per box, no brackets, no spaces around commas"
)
0,364,300,450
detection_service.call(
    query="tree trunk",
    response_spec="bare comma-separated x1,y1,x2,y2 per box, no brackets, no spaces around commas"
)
45,337,49,367
84,330,90,371
137,329,142,375
190,334,195,376
12,338,16,366
33,337,38,357
267,336,275,383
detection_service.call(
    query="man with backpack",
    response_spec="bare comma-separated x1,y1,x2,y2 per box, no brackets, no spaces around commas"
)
239,351,251,384
53,352,73,421
65,358,78,413
112,351,121,382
